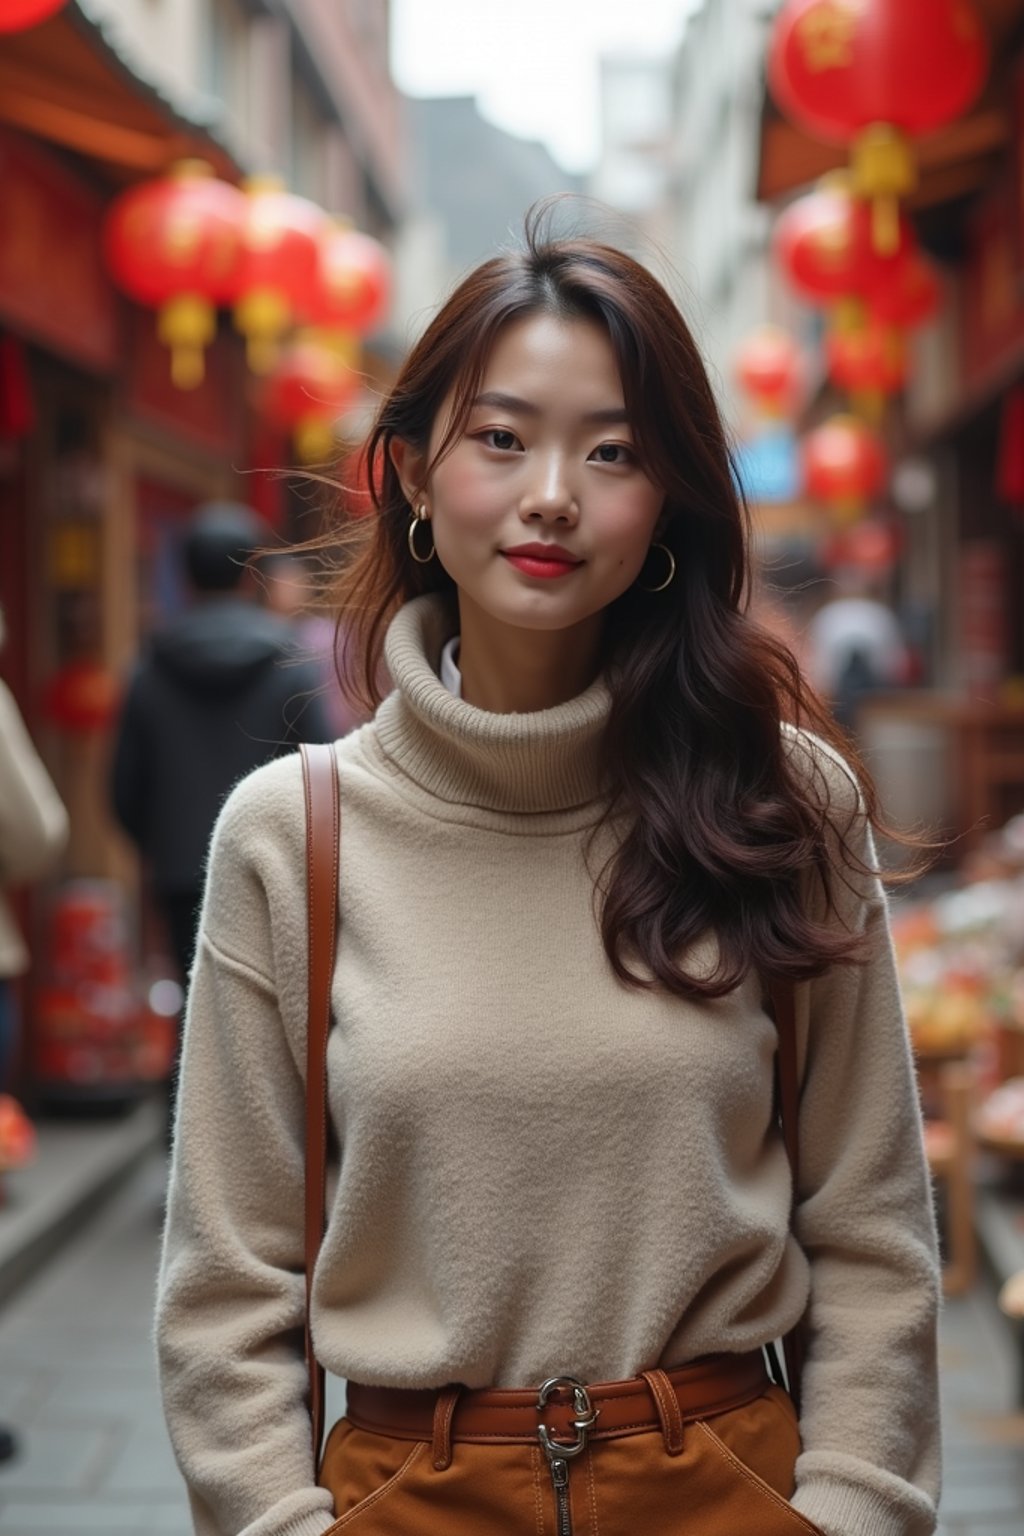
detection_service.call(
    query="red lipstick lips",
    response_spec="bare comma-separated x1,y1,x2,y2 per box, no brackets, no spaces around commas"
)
501,542,583,580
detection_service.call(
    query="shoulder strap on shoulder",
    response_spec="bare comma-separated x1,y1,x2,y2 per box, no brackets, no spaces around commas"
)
767,974,804,1410
300,741,340,1464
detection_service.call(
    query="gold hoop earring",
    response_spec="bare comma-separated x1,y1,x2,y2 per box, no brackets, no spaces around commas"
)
639,542,676,593
407,503,435,564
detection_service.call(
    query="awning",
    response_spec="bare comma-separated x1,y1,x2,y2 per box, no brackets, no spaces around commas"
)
0,1,241,183
755,0,1023,212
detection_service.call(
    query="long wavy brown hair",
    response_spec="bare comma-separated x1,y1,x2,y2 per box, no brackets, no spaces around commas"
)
325,213,920,999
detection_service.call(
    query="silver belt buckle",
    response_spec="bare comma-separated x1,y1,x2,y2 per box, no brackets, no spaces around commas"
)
536,1375,599,1460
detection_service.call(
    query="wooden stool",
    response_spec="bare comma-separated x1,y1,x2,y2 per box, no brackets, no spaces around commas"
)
923,1062,976,1295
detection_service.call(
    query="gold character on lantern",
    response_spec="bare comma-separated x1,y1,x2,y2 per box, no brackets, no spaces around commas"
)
795,1,861,73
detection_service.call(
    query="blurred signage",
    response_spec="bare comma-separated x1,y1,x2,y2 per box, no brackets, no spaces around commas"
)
733,425,802,505
962,179,1024,391
0,130,118,373
959,540,1008,695
125,308,241,454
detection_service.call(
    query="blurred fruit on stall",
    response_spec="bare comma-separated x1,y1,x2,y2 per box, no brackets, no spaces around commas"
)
818,516,903,575
34,882,176,1108
103,161,245,390
768,0,988,253
0,0,68,33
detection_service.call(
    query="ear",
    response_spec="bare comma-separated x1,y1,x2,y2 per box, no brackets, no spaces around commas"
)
389,438,429,512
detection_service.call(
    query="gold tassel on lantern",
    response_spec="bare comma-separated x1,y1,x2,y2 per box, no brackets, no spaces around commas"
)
851,124,916,256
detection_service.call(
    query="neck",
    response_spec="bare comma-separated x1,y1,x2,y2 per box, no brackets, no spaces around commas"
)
456,596,603,713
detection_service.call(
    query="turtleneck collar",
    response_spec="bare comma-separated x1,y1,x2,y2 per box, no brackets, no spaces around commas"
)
374,594,611,814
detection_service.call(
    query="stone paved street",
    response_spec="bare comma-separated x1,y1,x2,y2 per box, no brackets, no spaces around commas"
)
0,1153,1021,1535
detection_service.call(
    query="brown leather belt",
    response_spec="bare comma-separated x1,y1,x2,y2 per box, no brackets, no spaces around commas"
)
345,1350,770,1464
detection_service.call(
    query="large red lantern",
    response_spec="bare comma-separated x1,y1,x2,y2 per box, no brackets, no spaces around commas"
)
312,227,393,337
802,413,888,521
104,161,245,389
769,1,988,253
774,181,915,318
826,321,908,413
0,0,67,32
868,252,942,331
734,326,805,417
262,334,360,462
230,179,328,373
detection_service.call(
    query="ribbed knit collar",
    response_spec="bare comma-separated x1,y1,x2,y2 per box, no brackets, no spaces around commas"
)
374,595,611,813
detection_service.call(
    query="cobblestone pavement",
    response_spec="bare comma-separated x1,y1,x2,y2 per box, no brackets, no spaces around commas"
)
0,1153,1021,1534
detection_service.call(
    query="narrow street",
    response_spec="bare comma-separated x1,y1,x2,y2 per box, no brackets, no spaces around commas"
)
0,1156,1020,1535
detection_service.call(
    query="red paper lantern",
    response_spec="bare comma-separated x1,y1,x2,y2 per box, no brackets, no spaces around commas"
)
774,182,915,313
868,253,942,331
230,179,328,373
769,1,988,253
0,0,67,32
802,413,888,520
734,326,805,416
104,161,245,389
826,320,908,404
313,227,392,336
262,335,360,462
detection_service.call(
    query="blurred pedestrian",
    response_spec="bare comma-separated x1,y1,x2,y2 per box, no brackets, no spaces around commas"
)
157,230,939,1536
110,503,332,1114
804,573,909,731
260,551,368,737
0,603,69,1466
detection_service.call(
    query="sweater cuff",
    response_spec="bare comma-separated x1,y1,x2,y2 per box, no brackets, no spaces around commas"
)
791,1475,936,1536
258,1511,337,1536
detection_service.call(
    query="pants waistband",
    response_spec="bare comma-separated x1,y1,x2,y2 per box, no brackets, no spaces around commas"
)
345,1351,771,1471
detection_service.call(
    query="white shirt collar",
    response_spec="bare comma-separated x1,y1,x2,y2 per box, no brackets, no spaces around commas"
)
439,635,462,698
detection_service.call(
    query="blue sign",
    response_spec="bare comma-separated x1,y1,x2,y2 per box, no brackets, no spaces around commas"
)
733,426,802,505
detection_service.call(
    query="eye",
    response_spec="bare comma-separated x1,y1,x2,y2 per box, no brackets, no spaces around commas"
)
478,428,522,452
589,442,636,466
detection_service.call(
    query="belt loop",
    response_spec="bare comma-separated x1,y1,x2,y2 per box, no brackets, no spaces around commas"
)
431,1385,462,1471
641,1369,685,1457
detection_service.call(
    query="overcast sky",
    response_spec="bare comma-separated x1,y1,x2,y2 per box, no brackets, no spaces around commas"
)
390,0,697,173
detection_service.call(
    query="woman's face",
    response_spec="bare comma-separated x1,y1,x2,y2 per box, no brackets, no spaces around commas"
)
401,312,665,636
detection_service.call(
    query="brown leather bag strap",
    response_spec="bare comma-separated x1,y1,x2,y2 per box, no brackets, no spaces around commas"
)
768,974,804,1410
300,741,340,1463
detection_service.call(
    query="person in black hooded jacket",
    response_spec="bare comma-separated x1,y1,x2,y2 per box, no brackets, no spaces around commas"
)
111,502,333,999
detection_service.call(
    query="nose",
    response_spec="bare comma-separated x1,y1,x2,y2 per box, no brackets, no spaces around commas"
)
517,451,579,525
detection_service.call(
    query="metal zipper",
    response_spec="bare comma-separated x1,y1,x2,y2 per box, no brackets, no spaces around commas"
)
549,1454,572,1536
536,1377,599,1536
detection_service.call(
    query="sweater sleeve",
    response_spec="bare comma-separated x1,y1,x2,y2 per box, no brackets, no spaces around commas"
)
155,766,337,1536
786,745,941,1536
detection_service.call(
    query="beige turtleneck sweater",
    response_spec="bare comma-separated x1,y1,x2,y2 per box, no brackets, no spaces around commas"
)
156,595,940,1536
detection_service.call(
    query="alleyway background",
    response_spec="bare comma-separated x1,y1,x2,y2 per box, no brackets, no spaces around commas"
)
0,1154,1019,1536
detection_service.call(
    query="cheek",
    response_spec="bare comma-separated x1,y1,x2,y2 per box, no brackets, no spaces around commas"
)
595,488,664,569
431,457,505,527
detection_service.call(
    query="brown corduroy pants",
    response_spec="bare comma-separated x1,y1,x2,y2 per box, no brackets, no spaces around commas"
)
317,1382,823,1535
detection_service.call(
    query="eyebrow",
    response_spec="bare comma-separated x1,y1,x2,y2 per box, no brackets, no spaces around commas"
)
471,390,630,426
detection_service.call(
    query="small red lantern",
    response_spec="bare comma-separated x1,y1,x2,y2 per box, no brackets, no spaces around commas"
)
104,161,245,389
262,335,360,462
313,227,393,337
769,1,988,253
868,252,942,331
802,413,888,521
734,326,805,417
826,320,908,414
230,179,328,373
774,182,915,318
0,0,67,32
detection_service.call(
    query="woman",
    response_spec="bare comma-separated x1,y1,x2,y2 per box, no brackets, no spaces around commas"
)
157,227,940,1536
